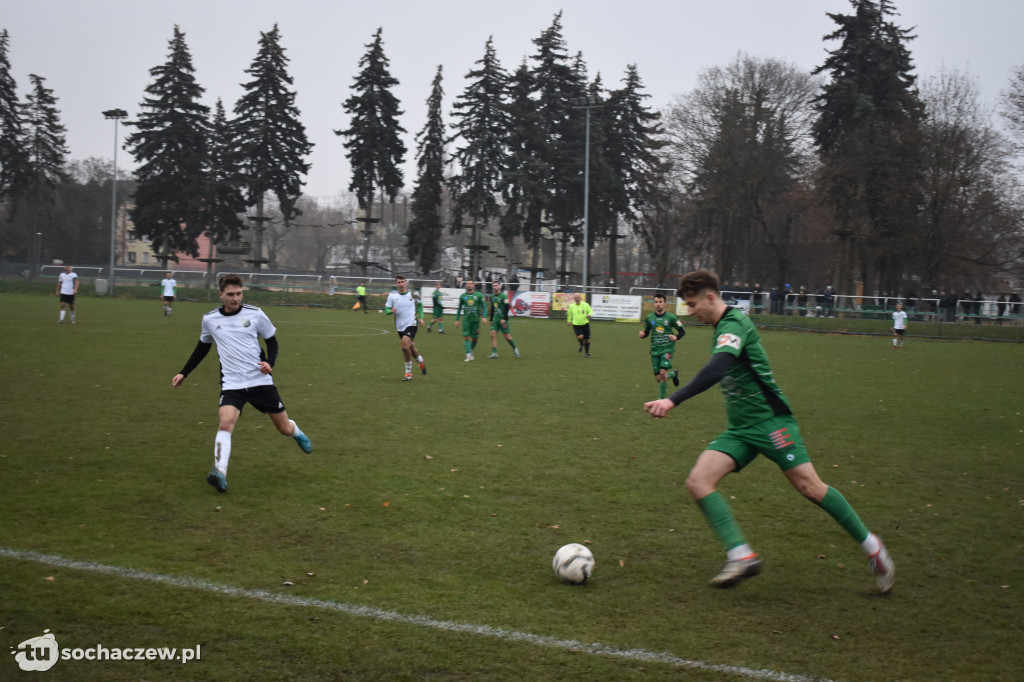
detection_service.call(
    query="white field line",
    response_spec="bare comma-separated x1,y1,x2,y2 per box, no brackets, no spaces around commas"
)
1,547,833,682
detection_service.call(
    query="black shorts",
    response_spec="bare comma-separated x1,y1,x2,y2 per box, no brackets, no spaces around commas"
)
219,385,286,414
572,324,591,339
397,325,419,340
163,295,175,302
59,294,75,304
893,328,905,336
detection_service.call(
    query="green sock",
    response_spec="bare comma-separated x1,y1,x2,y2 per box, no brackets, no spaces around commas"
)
471,338,478,350
696,491,748,551
438,323,443,332
464,340,472,354
818,486,870,543
659,382,668,399
507,339,517,349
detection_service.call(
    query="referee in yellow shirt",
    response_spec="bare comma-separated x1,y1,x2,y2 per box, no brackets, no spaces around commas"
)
566,292,594,357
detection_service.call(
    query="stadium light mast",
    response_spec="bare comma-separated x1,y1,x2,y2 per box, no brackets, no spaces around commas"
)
574,95,601,296
103,109,128,295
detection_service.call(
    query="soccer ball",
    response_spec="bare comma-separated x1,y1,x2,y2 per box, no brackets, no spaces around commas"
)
552,543,595,584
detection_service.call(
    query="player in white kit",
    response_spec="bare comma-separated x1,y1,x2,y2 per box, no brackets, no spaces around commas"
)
171,274,313,493
384,275,427,381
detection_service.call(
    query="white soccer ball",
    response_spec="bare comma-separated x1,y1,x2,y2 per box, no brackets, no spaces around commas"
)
552,543,595,584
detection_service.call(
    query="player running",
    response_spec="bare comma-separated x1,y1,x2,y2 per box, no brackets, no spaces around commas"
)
639,292,684,399
455,279,486,362
486,280,520,359
384,275,427,381
172,273,313,494
644,270,895,593
426,281,446,334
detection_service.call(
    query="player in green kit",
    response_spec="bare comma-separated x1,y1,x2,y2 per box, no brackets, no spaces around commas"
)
455,280,486,361
426,281,446,333
639,292,684,399
644,270,895,593
486,280,520,359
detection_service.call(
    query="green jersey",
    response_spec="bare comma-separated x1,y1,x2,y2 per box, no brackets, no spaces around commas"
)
456,291,485,321
712,307,792,428
642,312,684,354
432,289,444,314
489,292,509,321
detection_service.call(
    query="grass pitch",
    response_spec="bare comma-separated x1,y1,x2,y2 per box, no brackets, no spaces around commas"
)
1,292,1022,681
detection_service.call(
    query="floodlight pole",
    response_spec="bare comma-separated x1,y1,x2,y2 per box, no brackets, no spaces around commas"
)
574,95,601,296
103,109,128,295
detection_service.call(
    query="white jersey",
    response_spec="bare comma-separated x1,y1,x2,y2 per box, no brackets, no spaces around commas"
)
199,304,277,390
892,310,908,330
58,271,78,295
161,278,177,297
385,290,419,330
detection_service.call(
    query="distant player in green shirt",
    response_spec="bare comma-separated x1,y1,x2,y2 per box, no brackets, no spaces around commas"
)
639,292,684,399
486,280,520,359
644,270,895,594
426,281,446,334
455,280,486,362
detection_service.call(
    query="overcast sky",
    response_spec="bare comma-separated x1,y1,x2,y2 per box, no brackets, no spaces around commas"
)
5,0,1023,203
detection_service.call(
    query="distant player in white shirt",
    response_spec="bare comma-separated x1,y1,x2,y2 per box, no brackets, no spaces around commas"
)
171,273,313,493
56,264,79,324
892,303,908,350
384,274,426,381
160,271,177,316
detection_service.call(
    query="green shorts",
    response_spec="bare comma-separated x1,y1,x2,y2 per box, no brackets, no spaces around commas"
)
650,349,674,374
432,308,444,319
707,414,811,472
490,317,510,334
461,319,480,338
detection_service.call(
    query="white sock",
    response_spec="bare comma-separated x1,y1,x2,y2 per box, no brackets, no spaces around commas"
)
893,339,897,347
215,430,232,474
70,311,76,322
726,544,756,561
405,361,412,373
59,311,65,321
861,532,882,556
417,355,424,363
289,419,303,438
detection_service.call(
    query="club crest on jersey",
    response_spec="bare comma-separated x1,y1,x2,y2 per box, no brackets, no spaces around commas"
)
716,333,741,350
242,319,251,328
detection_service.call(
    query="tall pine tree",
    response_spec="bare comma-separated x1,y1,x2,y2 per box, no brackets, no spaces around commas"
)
406,66,446,275
448,36,510,280
125,26,211,266
0,29,24,207
812,0,924,293
528,13,587,283
205,99,247,262
337,27,406,278
12,74,68,269
601,65,664,290
502,62,546,275
234,24,312,270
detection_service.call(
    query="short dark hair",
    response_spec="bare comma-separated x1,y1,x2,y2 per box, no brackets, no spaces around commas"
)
653,292,667,302
218,273,243,291
395,275,406,282
677,270,721,299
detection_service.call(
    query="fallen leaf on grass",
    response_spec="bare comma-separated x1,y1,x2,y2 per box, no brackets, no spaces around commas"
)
619,559,626,568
